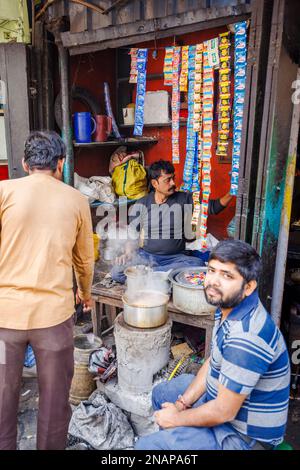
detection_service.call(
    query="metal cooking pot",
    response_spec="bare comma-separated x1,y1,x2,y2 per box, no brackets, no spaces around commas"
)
122,290,169,328
168,268,215,316
124,265,171,295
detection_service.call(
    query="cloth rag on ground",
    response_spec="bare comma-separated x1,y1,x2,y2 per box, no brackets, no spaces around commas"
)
68,391,135,450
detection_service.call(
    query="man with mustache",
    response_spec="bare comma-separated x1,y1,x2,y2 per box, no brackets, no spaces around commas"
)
135,240,290,450
111,160,233,283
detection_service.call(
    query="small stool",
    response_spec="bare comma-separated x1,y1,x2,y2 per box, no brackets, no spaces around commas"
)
91,299,119,337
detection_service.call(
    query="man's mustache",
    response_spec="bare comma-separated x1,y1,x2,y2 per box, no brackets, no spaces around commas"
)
205,285,223,296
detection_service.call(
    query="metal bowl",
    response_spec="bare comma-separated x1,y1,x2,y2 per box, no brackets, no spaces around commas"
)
122,290,169,328
168,267,215,315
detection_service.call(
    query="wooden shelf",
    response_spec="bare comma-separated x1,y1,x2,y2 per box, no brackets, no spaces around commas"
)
74,136,158,148
117,73,164,84
119,119,187,128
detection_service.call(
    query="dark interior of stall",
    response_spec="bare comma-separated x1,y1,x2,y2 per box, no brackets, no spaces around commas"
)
54,26,237,241
282,131,300,401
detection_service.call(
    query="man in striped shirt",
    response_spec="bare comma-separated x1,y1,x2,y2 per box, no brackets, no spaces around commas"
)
136,240,290,450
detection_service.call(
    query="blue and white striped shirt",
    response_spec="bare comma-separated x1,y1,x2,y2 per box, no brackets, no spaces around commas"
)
206,290,290,445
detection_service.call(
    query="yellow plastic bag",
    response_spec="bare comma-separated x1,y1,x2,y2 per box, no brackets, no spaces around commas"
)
112,159,148,200
93,233,100,261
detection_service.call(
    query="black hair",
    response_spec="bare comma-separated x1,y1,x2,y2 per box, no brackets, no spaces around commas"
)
209,240,262,283
148,160,175,181
24,131,66,171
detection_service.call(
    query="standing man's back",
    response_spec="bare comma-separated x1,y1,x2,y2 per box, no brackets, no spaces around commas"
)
0,174,93,329
0,131,94,450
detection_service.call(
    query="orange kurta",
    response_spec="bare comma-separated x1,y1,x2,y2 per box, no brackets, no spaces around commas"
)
0,173,94,330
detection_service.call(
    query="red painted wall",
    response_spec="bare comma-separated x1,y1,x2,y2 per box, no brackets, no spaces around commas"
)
70,49,117,177
70,27,236,239
0,165,8,180
135,29,236,239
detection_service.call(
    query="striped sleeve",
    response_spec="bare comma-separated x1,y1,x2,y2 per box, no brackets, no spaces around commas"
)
219,332,275,395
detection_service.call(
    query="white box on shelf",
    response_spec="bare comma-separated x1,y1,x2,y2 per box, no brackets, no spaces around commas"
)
144,90,170,124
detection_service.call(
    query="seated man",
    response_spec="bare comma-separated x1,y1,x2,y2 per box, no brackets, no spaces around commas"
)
135,240,290,450
111,159,233,284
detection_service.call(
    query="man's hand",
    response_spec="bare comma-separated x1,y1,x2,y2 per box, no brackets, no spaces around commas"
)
174,399,186,412
76,290,93,313
115,252,132,265
154,402,181,429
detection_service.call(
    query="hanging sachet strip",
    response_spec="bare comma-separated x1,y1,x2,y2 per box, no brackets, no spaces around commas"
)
207,38,220,69
190,44,204,227
216,32,231,157
199,42,214,249
171,46,181,163
193,44,203,133
182,46,196,191
133,49,148,136
163,47,174,86
231,21,247,195
191,44,203,196
129,48,138,83
180,46,189,92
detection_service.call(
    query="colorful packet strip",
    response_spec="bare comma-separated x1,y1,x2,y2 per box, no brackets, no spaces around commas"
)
182,46,196,191
164,47,174,86
180,45,189,92
172,46,181,163
129,48,138,84
133,49,148,136
199,42,214,249
230,21,247,195
217,31,231,157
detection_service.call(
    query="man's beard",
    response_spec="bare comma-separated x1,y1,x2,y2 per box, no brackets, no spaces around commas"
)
204,282,246,309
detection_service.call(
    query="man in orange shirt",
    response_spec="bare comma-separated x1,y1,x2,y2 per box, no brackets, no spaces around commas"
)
0,131,94,450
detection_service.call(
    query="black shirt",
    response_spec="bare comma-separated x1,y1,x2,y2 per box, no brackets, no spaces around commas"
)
128,191,225,255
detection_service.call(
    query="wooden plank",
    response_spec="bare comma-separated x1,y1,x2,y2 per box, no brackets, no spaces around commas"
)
93,294,124,308
92,0,113,29
116,1,135,25
0,44,30,179
69,3,88,33
62,4,252,50
133,0,142,21
144,0,154,20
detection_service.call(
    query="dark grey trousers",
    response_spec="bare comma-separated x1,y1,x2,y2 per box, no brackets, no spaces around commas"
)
0,317,74,450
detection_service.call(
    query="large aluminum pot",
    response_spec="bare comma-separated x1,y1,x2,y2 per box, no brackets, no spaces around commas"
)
125,265,171,295
122,290,169,328
168,268,215,316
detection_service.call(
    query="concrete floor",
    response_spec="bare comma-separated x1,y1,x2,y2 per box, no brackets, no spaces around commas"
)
17,372,300,450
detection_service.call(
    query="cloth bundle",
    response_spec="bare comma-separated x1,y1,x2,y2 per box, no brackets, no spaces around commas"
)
74,173,116,204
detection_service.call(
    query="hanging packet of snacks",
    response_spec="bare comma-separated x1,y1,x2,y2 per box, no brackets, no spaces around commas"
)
179,46,189,92
231,21,247,195
216,32,231,157
191,43,203,225
171,46,181,163
199,42,214,249
193,43,203,133
129,48,138,83
182,46,196,191
133,49,148,136
163,47,174,86
206,38,220,69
